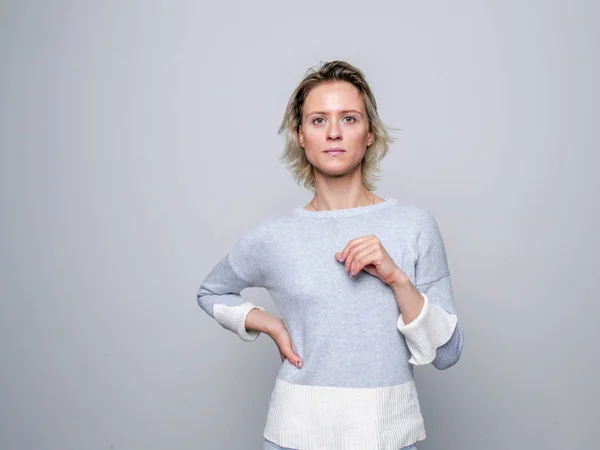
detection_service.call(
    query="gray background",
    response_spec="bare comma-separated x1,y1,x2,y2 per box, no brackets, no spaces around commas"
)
1,1,598,449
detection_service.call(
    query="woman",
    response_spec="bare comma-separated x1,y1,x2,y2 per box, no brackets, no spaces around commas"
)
197,60,464,450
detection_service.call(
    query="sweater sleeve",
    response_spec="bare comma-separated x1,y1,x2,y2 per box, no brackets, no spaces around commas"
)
196,225,267,342
396,211,464,368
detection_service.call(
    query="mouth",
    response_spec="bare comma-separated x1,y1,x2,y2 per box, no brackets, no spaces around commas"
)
324,148,346,155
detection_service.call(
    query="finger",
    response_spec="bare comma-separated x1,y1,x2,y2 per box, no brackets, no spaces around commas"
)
277,336,303,368
336,235,375,262
282,348,303,368
344,241,378,274
350,247,381,278
337,235,372,262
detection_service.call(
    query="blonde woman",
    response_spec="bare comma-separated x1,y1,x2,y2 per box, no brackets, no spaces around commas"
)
197,60,464,450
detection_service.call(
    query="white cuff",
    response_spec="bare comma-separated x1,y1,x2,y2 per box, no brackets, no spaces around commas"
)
213,301,266,342
397,293,458,365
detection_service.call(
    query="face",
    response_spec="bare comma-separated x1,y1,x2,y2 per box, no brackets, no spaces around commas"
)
298,81,374,179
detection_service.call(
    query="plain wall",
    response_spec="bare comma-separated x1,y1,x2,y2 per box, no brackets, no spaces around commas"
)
1,1,598,449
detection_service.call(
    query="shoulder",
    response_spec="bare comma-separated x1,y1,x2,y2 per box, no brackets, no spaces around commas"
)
227,210,295,280
390,201,439,229
234,210,295,245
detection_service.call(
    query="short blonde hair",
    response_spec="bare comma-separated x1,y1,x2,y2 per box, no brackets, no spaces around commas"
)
278,60,395,192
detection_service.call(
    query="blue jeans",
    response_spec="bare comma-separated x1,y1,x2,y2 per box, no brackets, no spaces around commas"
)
263,439,417,450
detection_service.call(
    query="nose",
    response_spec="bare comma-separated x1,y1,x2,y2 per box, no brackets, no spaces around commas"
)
327,121,342,141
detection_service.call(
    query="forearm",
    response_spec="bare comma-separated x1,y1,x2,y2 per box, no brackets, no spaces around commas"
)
389,270,424,325
392,210,463,368
245,308,283,336
391,269,459,367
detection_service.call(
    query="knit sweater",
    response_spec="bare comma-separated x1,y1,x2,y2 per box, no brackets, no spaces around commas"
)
196,197,464,450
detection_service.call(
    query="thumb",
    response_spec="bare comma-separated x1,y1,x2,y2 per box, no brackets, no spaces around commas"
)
280,345,303,369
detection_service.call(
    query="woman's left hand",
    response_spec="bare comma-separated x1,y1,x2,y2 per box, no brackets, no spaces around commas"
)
335,234,409,286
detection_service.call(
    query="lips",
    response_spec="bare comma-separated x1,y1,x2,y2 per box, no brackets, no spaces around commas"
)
324,148,345,153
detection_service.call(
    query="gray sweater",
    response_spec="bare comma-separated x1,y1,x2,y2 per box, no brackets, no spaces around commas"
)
197,197,464,450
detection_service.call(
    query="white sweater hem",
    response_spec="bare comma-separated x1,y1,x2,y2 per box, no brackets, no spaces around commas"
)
263,377,426,450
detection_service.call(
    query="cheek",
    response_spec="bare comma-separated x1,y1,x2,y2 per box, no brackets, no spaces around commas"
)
304,129,324,145
348,128,371,145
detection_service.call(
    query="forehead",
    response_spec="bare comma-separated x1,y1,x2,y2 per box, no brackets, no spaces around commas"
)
303,81,365,114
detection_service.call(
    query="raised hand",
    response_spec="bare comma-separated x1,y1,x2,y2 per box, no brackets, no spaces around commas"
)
335,234,409,286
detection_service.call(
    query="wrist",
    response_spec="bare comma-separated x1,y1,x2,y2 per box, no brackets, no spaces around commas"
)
390,275,425,324
246,308,283,336
387,268,412,290
245,308,272,334
264,316,285,337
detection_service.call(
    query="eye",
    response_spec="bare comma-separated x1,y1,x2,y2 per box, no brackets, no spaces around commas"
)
342,116,356,123
312,117,325,125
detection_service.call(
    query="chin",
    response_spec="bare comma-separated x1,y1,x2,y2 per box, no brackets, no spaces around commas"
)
309,154,363,175
315,164,358,178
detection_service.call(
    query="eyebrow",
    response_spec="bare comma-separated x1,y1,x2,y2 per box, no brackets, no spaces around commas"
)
305,110,364,118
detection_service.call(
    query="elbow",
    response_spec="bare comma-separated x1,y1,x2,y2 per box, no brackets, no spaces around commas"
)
196,294,209,316
196,292,206,310
432,351,461,370
196,287,215,317
431,326,464,370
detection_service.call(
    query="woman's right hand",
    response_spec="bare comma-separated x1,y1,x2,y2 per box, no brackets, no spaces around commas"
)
270,319,304,369
245,308,303,369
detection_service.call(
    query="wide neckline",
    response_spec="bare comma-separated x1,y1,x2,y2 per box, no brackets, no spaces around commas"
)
292,197,398,219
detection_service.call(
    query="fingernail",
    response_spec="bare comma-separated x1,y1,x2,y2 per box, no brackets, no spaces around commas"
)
296,360,302,369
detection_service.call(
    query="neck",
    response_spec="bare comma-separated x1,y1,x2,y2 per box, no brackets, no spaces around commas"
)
308,163,379,211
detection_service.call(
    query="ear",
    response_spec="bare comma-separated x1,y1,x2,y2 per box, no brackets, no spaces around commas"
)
298,125,305,148
366,130,374,147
